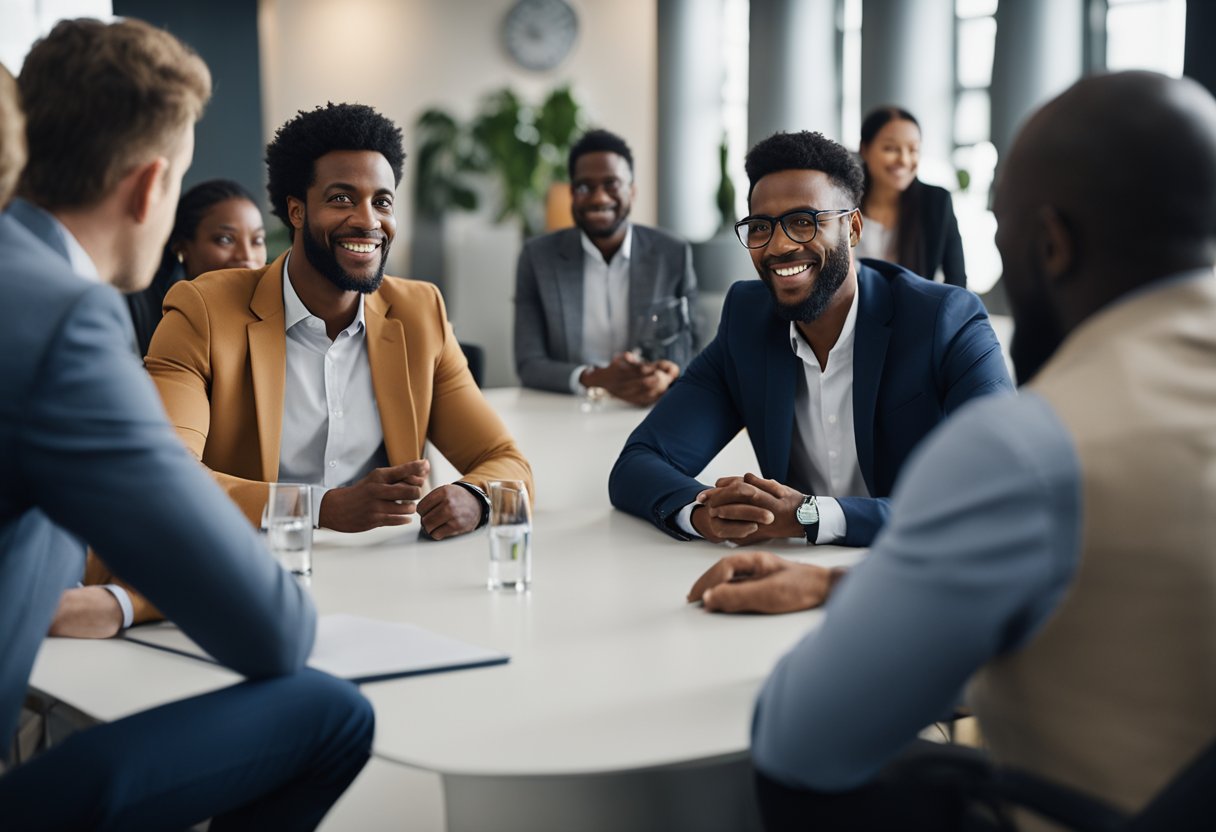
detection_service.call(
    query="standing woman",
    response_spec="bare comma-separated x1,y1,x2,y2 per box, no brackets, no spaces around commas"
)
856,107,967,287
127,179,267,355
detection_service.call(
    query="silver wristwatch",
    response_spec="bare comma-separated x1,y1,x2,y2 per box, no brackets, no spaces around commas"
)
796,494,820,544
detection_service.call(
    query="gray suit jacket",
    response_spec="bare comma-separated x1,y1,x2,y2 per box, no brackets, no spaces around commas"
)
0,207,315,742
513,224,700,393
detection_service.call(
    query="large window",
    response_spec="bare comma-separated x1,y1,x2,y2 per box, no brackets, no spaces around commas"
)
1106,0,1187,76
0,0,113,72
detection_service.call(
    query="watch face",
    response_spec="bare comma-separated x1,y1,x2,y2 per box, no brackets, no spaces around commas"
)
502,0,579,71
796,497,819,525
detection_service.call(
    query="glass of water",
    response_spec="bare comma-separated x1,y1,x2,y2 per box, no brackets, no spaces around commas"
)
487,480,531,591
265,482,313,576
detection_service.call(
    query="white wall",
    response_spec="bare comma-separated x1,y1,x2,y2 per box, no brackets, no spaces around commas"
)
259,0,658,385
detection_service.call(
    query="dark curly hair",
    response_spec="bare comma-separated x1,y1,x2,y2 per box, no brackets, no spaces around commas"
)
744,131,865,206
265,102,405,232
568,128,634,179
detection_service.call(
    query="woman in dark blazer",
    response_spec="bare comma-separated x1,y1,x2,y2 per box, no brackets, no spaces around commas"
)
127,179,266,355
857,107,967,288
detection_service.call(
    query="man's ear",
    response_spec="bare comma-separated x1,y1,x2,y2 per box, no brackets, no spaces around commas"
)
1037,206,1074,283
127,157,169,224
849,209,863,247
286,195,307,232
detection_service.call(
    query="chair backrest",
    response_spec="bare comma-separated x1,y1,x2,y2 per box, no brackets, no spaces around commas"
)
460,342,485,388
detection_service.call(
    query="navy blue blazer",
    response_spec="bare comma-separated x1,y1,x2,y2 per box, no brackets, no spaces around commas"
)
608,259,1014,547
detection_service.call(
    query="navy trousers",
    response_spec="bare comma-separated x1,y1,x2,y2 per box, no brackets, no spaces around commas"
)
0,668,373,831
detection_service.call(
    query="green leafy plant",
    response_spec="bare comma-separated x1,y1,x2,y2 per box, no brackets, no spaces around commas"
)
413,109,480,219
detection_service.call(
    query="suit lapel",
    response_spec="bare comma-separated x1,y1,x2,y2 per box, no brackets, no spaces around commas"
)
365,290,421,464
248,255,288,480
9,198,75,263
556,229,584,361
852,264,893,493
626,227,654,346
762,315,798,482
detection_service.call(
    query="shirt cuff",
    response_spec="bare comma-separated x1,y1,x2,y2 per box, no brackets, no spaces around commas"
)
311,485,331,528
814,496,847,544
569,365,590,394
100,584,135,630
675,502,703,538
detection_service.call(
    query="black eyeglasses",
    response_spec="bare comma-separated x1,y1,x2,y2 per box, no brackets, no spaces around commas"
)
734,208,856,249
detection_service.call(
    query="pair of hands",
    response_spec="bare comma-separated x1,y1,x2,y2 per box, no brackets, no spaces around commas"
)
691,473,806,545
581,352,679,406
318,459,482,541
687,550,848,614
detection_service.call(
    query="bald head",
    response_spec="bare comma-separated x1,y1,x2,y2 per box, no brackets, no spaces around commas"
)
0,62,24,209
996,72,1216,383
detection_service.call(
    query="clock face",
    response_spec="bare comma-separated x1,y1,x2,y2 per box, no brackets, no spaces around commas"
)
502,0,579,72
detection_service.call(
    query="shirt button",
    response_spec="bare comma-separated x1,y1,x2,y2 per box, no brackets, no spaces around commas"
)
828,414,837,424
334,410,344,418
829,450,838,458
329,461,337,468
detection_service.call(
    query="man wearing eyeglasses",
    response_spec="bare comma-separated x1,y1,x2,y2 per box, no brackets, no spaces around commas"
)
513,129,699,405
610,130,1012,556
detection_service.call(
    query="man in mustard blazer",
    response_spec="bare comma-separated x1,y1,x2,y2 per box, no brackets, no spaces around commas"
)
93,104,532,624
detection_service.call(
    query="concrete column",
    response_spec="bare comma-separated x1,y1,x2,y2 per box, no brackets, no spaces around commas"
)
860,0,955,164
748,0,839,147
990,0,1085,158
657,0,725,242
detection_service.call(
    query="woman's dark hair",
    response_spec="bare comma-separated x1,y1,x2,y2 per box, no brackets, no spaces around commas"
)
859,106,928,276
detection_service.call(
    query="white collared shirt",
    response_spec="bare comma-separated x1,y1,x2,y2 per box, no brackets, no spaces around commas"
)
277,254,388,525
569,225,634,392
676,287,867,545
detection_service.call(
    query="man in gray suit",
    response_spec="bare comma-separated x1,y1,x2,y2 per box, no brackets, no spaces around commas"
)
0,21,371,830
514,129,700,405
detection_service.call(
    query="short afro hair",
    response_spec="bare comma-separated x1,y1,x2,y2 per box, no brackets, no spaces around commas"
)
568,129,633,180
744,131,865,206
266,102,405,231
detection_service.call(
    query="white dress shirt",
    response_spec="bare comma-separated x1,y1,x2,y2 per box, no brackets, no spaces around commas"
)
31,205,134,628
277,254,388,525
569,225,634,392
676,287,868,544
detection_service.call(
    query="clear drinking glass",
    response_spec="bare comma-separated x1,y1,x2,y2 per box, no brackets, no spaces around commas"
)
265,483,313,576
633,296,691,362
487,480,531,591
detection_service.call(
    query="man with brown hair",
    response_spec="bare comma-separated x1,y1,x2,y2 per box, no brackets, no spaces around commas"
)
0,20,373,829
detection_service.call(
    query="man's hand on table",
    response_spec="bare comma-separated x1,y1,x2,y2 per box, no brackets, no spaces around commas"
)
690,473,804,544
419,484,482,540
318,460,430,532
687,550,847,614
581,352,680,407
49,586,123,638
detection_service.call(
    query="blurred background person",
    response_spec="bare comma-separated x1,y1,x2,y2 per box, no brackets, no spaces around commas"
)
127,178,266,356
856,107,966,288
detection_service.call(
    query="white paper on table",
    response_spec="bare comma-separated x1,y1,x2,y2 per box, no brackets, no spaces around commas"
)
124,613,508,683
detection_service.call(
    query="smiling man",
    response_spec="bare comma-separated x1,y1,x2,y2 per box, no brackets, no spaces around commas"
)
610,130,1011,551
124,104,532,618
514,129,699,404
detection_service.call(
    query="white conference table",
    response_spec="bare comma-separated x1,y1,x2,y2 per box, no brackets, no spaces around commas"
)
29,388,862,831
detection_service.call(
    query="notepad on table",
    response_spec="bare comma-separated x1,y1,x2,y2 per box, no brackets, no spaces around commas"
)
125,613,509,683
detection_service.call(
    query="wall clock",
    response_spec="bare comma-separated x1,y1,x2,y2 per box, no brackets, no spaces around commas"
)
502,0,579,72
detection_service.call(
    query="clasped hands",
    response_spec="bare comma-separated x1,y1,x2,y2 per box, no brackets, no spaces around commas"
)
318,459,482,540
687,473,846,614
581,351,679,406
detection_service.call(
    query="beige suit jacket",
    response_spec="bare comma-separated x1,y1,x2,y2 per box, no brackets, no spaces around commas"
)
97,253,531,623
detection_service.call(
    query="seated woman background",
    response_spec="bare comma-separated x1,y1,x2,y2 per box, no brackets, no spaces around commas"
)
126,179,266,355
856,107,967,288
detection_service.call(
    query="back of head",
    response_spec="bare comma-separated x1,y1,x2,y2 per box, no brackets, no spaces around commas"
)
1008,71,1216,285
568,129,634,179
17,17,211,211
265,103,405,236
0,63,23,209
744,131,865,206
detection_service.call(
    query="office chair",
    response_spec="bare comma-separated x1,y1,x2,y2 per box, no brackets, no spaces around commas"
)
459,342,485,388
905,736,1216,831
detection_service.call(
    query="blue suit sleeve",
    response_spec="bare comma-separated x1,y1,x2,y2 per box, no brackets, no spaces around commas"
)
752,394,1080,791
609,303,744,538
19,285,315,678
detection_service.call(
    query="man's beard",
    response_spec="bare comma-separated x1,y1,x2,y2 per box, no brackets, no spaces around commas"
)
765,235,851,323
1009,296,1066,385
575,205,629,240
301,211,389,294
